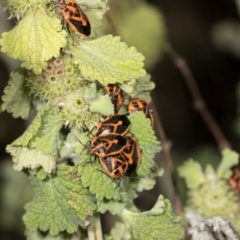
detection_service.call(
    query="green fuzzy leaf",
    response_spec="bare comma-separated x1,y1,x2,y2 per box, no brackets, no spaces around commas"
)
217,149,239,179
23,165,96,235
0,10,67,74
1,68,31,119
25,229,75,240
6,107,63,173
11,106,63,156
71,35,146,84
97,199,125,215
90,94,114,115
6,146,56,174
178,159,207,190
120,195,183,240
128,112,161,176
79,156,121,201
28,108,63,156
11,106,48,147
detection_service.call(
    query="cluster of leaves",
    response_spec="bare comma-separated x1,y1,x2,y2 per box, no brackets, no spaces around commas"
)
0,0,183,239
178,149,240,231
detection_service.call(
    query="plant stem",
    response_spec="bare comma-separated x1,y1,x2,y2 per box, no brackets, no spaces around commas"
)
234,0,240,16
165,44,230,151
150,99,182,216
87,214,103,240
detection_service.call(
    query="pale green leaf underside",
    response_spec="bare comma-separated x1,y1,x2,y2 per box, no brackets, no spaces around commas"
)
129,112,161,176
6,146,56,174
23,165,96,235
72,35,146,85
178,159,207,190
217,148,239,179
0,10,67,74
90,94,114,115
120,195,183,240
1,68,31,119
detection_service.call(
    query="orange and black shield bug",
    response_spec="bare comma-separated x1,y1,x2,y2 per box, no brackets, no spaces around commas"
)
99,154,128,179
229,168,240,194
56,0,91,36
90,134,127,157
104,84,125,113
96,114,130,137
122,135,141,175
128,98,154,127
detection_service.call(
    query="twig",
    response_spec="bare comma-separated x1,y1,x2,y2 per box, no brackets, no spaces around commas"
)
165,44,230,151
105,12,120,37
234,0,240,16
150,99,182,216
87,214,103,240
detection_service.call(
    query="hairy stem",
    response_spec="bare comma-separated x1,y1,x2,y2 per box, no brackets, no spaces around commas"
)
87,214,103,240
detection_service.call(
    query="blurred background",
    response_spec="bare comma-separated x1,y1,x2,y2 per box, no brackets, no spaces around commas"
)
0,0,240,239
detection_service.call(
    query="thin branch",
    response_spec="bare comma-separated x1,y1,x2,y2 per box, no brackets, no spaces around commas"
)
165,44,231,151
105,12,120,37
150,99,182,216
234,0,240,16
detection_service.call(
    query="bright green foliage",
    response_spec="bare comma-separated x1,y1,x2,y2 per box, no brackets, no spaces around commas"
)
6,106,63,173
128,112,161,175
0,0,180,238
0,9,67,74
178,160,207,190
120,195,183,240
23,165,96,235
90,94,114,116
71,35,146,85
179,149,240,231
1,68,31,119
216,148,239,179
